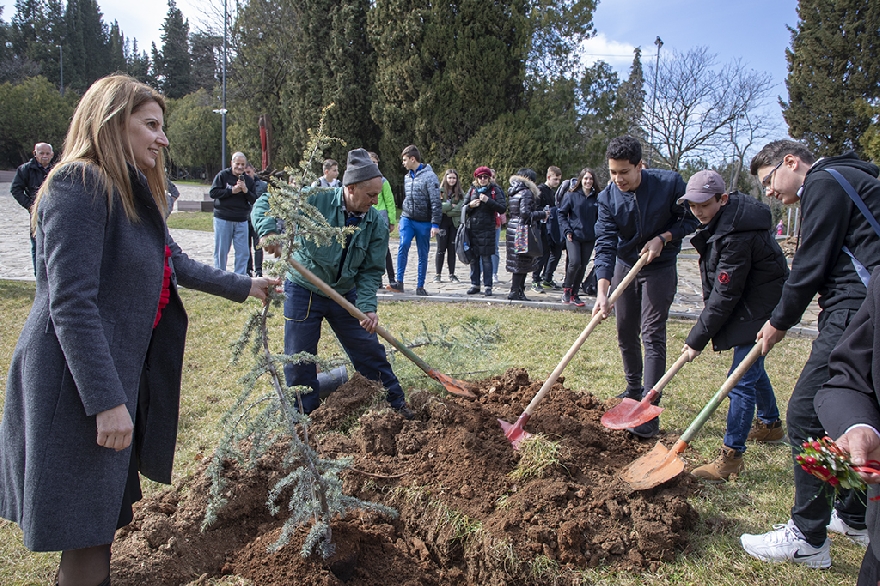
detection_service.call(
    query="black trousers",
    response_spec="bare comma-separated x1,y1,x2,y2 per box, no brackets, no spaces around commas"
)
789,306,867,545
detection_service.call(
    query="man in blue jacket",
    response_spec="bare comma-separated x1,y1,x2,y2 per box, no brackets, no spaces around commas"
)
391,144,441,296
592,136,698,438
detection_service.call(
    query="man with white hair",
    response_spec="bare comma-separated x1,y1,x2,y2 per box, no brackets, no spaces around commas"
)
209,152,256,274
11,142,54,273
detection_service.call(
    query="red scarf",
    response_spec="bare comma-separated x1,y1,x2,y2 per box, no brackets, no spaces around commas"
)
153,245,172,328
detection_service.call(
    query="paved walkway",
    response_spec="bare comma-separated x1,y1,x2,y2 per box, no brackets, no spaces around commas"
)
0,182,820,335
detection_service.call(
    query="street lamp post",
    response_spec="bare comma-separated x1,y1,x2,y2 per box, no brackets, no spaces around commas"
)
221,0,227,170
56,44,63,96
647,36,663,168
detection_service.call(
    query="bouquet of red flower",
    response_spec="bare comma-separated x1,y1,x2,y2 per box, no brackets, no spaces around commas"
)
796,436,880,499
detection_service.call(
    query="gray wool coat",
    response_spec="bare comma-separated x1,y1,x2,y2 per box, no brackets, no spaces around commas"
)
0,164,251,552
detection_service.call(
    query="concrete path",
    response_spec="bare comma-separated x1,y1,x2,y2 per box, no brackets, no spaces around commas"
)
0,181,819,335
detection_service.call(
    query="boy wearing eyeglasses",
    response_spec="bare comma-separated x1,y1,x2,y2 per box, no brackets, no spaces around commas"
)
741,140,880,568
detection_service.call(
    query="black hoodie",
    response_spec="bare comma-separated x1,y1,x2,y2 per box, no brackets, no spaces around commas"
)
771,152,880,330
686,193,789,351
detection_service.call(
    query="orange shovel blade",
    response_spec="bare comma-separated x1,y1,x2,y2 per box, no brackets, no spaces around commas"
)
428,369,477,399
620,440,686,490
601,398,664,429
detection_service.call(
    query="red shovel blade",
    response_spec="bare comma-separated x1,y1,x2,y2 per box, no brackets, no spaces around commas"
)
498,413,532,450
601,389,664,429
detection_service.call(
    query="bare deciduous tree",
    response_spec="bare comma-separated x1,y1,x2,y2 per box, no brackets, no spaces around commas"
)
643,46,773,172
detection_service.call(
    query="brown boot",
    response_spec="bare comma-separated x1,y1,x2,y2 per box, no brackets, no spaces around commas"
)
692,446,744,481
747,419,785,442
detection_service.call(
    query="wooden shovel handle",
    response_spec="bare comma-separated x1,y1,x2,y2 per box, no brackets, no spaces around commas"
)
522,253,650,417
650,351,691,396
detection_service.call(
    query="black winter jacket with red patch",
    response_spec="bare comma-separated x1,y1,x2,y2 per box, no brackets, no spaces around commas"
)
686,193,789,352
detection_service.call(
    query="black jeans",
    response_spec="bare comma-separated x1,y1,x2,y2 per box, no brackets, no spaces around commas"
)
563,238,594,290
612,260,677,393
789,306,867,545
435,216,456,276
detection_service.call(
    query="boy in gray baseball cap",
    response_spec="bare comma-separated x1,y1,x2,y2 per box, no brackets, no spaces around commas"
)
679,169,788,481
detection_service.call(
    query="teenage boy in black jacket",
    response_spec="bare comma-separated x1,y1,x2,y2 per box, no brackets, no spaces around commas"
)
816,266,880,584
678,170,788,481
741,140,880,569
592,136,698,438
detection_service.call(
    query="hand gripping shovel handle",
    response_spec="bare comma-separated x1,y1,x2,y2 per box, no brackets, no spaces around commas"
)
521,253,650,419
289,258,475,399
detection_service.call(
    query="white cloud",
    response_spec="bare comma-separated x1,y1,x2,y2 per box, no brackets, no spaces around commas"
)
579,33,637,72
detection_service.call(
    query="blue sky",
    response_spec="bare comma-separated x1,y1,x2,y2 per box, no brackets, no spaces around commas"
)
3,0,799,135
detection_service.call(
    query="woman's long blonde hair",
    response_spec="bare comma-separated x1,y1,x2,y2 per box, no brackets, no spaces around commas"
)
32,74,168,231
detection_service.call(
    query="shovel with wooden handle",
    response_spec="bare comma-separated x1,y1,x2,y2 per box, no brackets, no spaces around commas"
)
601,351,691,429
620,343,764,490
499,253,650,449
289,258,476,399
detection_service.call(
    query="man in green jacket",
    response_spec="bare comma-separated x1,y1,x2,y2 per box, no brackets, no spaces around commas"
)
252,148,413,417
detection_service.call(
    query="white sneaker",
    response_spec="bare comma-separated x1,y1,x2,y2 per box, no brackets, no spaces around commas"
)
740,519,831,568
827,509,870,547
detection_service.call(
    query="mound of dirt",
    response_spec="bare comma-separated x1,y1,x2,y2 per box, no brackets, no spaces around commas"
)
111,369,697,585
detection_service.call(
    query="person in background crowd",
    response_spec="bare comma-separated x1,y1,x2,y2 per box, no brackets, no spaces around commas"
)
311,159,340,188
505,168,545,301
558,167,599,307
393,144,441,296
532,165,563,293
11,142,54,272
209,152,256,275
463,166,506,297
245,163,268,277
368,151,399,290
434,168,464,283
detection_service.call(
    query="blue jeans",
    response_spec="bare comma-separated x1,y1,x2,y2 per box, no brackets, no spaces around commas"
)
723,343,780,453
213,217,250,274
283,281,406,413
469,255,493,288
396,216,432,288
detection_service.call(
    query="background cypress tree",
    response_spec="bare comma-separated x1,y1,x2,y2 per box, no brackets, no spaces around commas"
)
158,0,193,99
782,0,880,156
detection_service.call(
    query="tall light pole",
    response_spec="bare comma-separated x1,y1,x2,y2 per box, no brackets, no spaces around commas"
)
647,36,663,168
56,44,64,96
221,0,227,170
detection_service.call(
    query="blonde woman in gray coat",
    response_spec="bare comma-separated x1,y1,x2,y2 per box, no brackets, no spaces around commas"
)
0,75,277,586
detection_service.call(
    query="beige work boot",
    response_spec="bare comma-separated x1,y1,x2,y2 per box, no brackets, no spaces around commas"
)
692,446,744,481
747,419,785,442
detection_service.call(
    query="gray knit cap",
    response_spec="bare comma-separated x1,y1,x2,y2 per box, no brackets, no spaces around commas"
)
342,148,382,186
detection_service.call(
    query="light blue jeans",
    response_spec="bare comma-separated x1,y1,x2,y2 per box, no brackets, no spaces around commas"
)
213,217,250,274
396,216,432,288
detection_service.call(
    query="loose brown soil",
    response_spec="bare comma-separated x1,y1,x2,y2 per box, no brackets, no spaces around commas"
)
111,369,697,585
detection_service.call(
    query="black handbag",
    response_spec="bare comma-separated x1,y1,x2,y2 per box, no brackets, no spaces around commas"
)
455,207,475,264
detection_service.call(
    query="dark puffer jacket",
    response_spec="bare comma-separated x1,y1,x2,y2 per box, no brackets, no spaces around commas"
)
505,175,543,274
558,186,598,242
462,182,506,257
685,193,789,351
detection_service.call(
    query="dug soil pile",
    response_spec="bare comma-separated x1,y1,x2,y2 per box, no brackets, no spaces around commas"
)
111,369,697,585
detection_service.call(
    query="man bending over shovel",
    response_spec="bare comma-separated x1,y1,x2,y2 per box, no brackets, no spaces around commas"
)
678,170,788,481
252,148,414,419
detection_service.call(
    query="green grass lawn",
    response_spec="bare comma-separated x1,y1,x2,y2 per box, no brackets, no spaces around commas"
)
165,211,214,232
0,280,867,585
